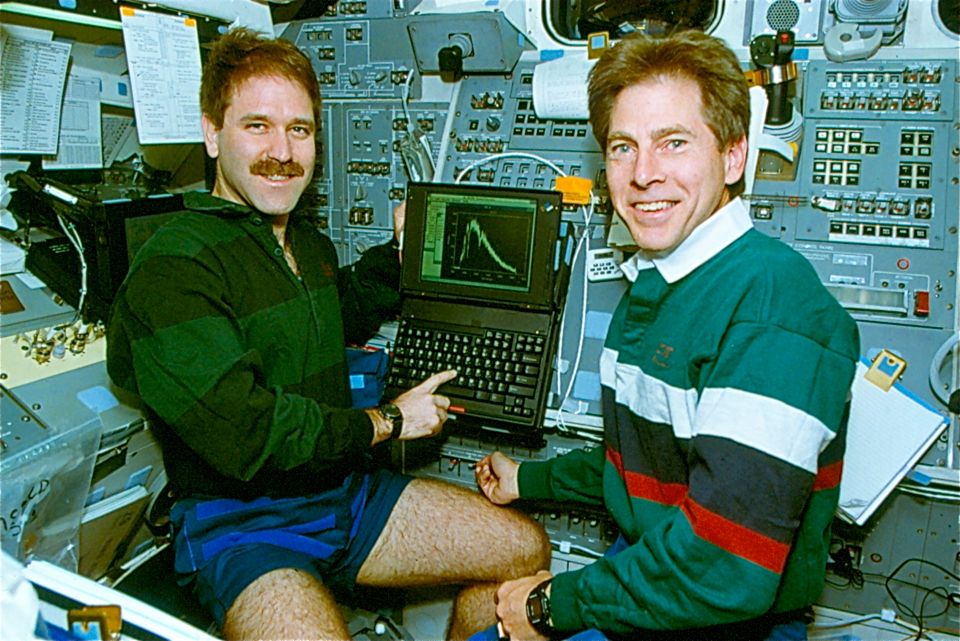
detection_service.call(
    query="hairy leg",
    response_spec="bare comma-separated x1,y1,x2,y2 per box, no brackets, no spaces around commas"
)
447,582,501,641
356,478,551,640
221,567,351,641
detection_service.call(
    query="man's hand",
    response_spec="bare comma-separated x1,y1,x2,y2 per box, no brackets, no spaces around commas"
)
476,451,521,505
496,570,552,641
393,201,406,243
391,369,456,440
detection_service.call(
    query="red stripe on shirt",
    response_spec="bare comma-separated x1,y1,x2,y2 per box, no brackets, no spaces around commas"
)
607,449,688,506
812,460,843,490
681,500,789,574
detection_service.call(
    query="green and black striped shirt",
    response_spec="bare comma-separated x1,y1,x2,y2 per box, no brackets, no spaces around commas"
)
107,192,400,499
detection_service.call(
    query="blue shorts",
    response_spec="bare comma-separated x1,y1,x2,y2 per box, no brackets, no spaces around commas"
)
170,469,412,627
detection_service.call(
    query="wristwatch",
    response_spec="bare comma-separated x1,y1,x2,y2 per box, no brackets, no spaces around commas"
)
525,578,554,637
378,402,404,439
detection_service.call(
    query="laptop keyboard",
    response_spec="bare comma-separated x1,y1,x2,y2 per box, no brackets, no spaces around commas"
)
386,318,548,420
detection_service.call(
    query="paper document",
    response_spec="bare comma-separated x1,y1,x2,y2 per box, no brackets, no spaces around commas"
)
0,33,72,154
531,55,596,120
1,24,54,42
43,73,104,170
0,237,25,275
101,114,137,167
120,7,203,144
838,358,949,526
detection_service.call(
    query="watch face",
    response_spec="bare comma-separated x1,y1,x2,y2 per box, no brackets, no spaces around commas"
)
527,596,545,619
380,403,404,439
380,403,401,419
526,580,553,634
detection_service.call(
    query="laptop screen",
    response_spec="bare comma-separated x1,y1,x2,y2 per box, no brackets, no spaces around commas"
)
402,182,563,308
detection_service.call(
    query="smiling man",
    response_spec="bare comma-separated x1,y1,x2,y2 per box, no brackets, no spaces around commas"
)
476,30,859,641
107,28,549,641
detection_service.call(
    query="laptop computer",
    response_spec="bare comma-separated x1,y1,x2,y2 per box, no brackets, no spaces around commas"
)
384,181,571,440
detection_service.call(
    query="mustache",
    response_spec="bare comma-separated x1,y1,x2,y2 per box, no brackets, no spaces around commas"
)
250,158,305,178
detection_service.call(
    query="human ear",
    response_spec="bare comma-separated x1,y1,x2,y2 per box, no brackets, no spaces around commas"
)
201,114,221,159
724,135,748,185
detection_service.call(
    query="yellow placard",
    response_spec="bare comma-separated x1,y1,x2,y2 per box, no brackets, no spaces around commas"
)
587,32,609,59
864,349,906,391
554,175,593,205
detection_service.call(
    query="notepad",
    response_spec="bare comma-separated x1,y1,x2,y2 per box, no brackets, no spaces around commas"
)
837,358,949,526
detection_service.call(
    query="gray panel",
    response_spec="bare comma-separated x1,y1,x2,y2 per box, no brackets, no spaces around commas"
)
407,12,526,75
752,58,959,474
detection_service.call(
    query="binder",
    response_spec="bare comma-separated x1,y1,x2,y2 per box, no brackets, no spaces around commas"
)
838,359,950,526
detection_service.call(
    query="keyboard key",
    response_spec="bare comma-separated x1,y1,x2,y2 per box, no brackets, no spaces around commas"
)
507,384,535,397
437,384,475,399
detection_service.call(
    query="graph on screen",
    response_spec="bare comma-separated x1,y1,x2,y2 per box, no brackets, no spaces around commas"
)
420,194,536,293
457,219,519,275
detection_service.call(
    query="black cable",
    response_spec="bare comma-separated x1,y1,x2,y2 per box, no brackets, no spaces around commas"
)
864,570,951,594
827,539,864,588
884,557,959,638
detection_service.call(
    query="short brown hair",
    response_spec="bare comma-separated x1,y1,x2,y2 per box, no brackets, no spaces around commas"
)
200,27,321,128
587,30,749,152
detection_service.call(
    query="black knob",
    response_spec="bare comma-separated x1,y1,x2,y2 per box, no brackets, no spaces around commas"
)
749,34,777,68
438,45,464,82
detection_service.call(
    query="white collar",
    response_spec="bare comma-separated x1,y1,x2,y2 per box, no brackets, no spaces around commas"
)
619,197,753,284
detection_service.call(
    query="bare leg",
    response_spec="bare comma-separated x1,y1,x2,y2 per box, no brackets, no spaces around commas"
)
447,582,500,641
356,478,551,640
221,567,351,641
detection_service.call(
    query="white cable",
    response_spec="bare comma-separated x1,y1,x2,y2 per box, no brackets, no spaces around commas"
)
554,195,596,430
810,612,884,628
400,68,437,181
928,331,959,406
810,611,934,639
401,68,414,126
419,135,435,171
555,226,591,421
56,213,87,321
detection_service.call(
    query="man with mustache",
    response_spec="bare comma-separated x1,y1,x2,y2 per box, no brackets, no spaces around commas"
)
107,28,549,641
475,30,859,641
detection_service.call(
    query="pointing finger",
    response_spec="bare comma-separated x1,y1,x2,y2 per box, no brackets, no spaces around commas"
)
416,369,458,392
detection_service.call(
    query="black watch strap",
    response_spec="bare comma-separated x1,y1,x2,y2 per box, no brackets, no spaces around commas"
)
378,403,404,439
525,578,554,637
